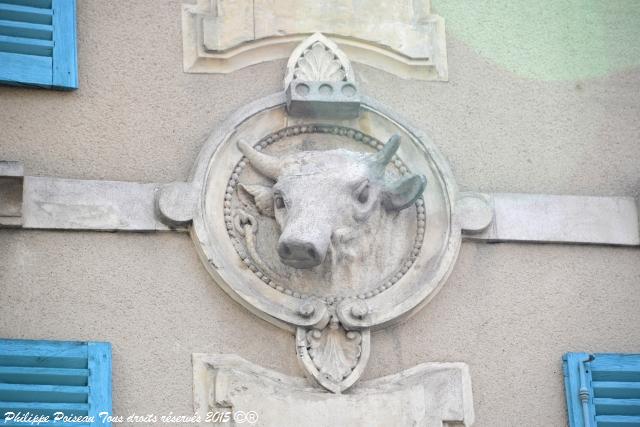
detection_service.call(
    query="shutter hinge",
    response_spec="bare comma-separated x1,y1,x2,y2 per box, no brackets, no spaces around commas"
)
578,355,595,427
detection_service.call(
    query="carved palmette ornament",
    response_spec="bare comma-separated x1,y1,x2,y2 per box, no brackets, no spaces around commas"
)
308,326,361,380
190,33,460,394
284,32,355,88
296,319,370,394
294,42,347,82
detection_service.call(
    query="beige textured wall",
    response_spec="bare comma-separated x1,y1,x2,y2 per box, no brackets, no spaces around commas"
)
1,1,639,426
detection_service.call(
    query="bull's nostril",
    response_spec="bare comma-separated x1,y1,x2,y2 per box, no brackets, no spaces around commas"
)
307,248,317,259
281,244,291,256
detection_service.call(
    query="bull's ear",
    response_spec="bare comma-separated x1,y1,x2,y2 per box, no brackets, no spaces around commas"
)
382,174,427,211
238,184,275,217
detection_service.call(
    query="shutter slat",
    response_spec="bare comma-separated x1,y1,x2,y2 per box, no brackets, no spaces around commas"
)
0,340,88,368
0,3,52,25
0,354,87,368
0,383,89,403
0,0,76,89
595,415,640,427
0,366,89,386
0,401,90,417
0,340,111,427
0,340,88,357
0,0,52,9
0,34,52,56
594,398,640,416
592,371,640,382
564,353,640,427
594,382,640,399
0,50,51,86
591,354,640,382
0,19,52,40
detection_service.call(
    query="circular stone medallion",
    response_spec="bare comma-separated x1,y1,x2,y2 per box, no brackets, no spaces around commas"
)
190,93,460,331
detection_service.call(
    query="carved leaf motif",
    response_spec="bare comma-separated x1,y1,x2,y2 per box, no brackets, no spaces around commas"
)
307,321,362,383
294,42,346,82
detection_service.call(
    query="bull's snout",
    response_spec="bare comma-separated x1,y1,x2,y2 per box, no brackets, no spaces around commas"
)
277,238,325,269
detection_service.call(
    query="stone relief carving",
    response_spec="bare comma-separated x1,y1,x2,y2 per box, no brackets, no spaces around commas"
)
306,324,361,382
223,116,427,391
182,0,448,80
284,33,360,118
193,354,475,427
296,316,369,394
231,131,424,295
290,42,345,82
7,30,636,426
186,34,462,395
283,32,354,88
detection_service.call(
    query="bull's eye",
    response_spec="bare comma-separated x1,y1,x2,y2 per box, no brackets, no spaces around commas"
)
356,182,369,204
274,194,285,209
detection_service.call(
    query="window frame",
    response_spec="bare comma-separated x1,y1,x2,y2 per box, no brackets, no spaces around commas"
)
0,338,112,427
563,352,640,427
0,0,78,90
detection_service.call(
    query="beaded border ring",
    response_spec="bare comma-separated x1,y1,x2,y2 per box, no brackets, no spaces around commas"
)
223,124,426,303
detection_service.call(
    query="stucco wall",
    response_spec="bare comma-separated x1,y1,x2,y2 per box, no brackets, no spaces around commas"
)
1,1,639,426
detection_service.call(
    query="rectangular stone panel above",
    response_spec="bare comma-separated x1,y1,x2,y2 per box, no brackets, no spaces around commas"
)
182,0,448,80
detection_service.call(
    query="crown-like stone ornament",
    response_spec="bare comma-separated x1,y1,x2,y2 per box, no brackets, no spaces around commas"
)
285,33,360,118
284,33,354,87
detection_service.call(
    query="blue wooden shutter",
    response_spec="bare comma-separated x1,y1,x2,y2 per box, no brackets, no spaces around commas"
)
0,339,112,427
0,0,77,89
564,352,640,427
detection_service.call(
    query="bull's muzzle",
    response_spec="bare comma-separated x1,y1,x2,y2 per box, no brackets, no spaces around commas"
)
277,237,326,269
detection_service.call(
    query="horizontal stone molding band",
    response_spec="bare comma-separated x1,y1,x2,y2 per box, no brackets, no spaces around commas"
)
16,176,188,232
4,172,638,247
460,192,640,246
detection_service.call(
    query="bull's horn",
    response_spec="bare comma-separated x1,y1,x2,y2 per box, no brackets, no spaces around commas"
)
237,139,281,179
371,134,400,176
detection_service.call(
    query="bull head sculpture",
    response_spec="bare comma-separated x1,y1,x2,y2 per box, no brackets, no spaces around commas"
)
238,135,426,269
